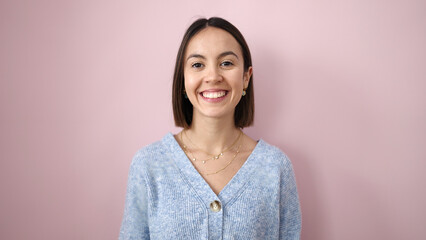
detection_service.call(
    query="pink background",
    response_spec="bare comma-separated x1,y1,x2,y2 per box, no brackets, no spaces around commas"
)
1,1,425,239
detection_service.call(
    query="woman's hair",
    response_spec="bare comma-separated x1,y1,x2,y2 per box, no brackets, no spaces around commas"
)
172,17,254,129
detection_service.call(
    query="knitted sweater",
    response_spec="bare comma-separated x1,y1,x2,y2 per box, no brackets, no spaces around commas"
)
119,133,301,240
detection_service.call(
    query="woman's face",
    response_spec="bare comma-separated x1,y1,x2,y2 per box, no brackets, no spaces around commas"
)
184,27,252,122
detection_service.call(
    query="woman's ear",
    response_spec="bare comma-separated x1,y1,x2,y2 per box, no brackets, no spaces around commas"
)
243,66,253,89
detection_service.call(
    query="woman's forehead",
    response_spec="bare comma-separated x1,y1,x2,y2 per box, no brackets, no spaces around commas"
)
185,27,242,57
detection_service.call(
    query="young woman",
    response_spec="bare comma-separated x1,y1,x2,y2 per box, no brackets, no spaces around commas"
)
120,17,301,240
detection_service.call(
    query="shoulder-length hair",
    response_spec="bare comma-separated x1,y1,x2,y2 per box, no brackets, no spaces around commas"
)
172,17,254,129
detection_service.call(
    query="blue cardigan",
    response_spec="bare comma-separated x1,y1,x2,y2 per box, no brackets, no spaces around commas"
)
119,133,301,240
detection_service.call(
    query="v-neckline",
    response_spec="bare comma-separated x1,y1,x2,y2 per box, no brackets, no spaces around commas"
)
163,132,264,206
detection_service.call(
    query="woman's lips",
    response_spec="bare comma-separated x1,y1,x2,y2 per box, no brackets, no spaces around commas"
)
202,90,227,99
199,90,228,102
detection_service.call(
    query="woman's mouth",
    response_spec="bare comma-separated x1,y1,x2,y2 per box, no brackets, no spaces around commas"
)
200,90,228,102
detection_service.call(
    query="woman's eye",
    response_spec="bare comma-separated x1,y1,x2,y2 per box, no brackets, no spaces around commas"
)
191,63,203,68
221,61,233,67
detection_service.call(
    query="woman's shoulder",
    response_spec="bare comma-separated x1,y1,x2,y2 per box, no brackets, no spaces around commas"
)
253,138,293,169
256,138,287,157
130,133,175,167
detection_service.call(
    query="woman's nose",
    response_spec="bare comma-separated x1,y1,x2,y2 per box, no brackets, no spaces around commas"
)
204,66,223,83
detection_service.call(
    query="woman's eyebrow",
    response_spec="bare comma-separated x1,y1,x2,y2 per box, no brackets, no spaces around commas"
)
186,54,206,61
218,51,238,59
186,51,239,62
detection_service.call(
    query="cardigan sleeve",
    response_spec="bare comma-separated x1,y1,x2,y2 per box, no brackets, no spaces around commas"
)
279,155,302,240
119,155,150,240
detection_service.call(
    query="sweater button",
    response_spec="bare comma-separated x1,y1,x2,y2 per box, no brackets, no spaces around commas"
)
210,200,221,212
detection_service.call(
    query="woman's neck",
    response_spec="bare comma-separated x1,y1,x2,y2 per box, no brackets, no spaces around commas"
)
185,115,241,154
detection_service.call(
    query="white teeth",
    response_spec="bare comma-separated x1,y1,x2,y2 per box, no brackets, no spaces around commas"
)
202,91,226,99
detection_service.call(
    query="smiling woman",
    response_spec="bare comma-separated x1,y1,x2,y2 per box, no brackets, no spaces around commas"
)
119,17,301,240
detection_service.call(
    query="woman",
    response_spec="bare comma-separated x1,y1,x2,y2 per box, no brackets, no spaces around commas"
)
120,17,301,239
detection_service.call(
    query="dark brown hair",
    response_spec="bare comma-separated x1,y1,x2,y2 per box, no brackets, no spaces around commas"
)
172,17,254,129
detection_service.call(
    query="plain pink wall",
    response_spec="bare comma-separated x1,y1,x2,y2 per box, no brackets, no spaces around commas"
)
1,0,425,239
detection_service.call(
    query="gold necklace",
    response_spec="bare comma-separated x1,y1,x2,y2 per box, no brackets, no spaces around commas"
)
182,130,242,164
180,132,216,163
179,131,243,176
203,143,242,176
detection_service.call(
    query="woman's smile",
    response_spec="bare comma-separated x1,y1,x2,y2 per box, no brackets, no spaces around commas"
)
199,89,229,102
